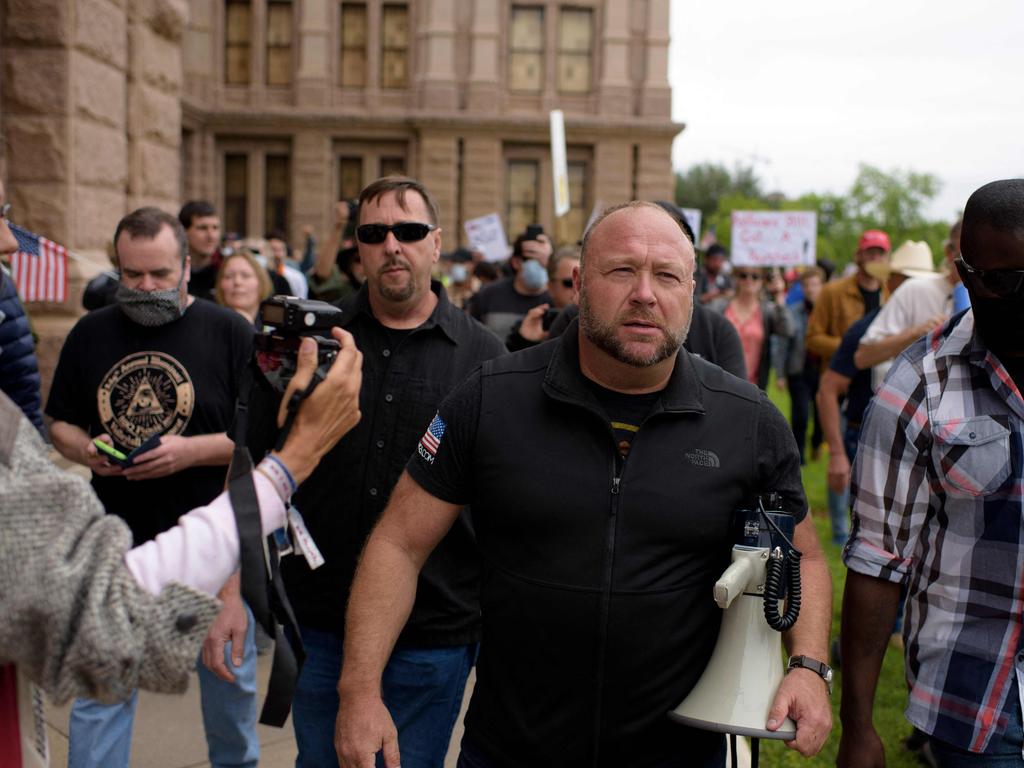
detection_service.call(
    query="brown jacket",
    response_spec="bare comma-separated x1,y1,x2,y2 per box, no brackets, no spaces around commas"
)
805,273,888,364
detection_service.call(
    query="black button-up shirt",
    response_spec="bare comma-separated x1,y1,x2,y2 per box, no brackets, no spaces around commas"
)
281,281,506,643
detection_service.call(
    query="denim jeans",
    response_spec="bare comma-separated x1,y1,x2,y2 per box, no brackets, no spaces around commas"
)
290,624,475,768
68,603,259,768
930,688,1024,766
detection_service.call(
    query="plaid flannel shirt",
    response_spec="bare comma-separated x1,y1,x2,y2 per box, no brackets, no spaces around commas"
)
845,310,1024,754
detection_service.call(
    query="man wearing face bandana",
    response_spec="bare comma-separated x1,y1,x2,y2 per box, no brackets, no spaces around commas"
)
467,228,554,344
839,179,1024,766
46,207,257,768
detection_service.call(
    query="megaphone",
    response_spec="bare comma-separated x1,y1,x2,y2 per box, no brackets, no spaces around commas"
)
669,494,801,746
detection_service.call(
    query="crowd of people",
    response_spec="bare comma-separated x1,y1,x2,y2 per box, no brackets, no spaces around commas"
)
0,170,1023,768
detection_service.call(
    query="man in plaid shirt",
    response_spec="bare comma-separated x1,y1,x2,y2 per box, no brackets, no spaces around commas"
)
839,179,1024,766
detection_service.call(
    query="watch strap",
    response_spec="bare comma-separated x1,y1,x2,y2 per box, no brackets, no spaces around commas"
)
787,655,833,694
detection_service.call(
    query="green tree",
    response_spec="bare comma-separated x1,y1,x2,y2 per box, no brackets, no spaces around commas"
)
675,162,765,219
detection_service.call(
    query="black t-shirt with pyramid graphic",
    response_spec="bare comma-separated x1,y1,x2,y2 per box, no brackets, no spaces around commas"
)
46,300,253,544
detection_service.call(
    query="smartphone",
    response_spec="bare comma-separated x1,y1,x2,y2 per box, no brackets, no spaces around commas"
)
93,434,162,468
541,307,560,331
93,438,130,467
524,224,544,242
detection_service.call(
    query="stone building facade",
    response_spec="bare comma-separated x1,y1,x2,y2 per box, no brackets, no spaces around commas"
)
1,0,679,389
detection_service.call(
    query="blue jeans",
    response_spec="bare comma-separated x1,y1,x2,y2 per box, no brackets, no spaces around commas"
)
827,420,857,546
930,689,1024,766
290,624,475,768
68,603,259,768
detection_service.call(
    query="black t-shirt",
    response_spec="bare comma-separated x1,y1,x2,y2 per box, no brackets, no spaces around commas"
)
859,285,881,313
46,300,253,543
467,277,551,343
586,379,660,459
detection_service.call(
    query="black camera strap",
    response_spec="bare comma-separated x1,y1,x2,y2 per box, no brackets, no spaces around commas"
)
227,365,306,727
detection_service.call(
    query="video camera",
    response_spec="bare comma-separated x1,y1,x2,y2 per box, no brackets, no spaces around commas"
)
254,296,345,394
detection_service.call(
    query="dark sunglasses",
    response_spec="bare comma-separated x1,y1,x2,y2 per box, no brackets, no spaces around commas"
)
956,256,1024,299
734,270,762,281
356,222,436,245
559,278,573,288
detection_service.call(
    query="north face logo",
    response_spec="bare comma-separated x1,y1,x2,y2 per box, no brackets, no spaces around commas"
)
685,448,720,468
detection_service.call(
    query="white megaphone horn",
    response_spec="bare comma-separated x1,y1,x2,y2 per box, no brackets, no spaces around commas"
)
669,495,801,757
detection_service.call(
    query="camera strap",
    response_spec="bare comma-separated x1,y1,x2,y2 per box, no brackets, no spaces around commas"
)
228,366,306,727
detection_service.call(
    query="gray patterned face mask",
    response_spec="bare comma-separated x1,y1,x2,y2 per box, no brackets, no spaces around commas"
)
115,272,185,327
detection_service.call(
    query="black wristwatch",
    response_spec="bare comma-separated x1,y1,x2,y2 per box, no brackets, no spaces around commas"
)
787,655,833,695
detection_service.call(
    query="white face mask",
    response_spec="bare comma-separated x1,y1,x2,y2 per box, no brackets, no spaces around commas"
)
521,258,548,291
449,264,468,284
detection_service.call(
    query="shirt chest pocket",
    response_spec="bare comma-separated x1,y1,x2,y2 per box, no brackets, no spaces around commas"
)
932,416,1011,496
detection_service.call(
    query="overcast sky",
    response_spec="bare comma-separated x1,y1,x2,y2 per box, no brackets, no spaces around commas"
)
668,0,1024,221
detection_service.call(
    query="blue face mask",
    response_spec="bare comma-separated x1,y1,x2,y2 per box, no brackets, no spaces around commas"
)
449,264,468,284
521,258,548,291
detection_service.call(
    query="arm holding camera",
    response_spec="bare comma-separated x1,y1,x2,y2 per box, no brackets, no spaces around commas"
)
0,328,362,704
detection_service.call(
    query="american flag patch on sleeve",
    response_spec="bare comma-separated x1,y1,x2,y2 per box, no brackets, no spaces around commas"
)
417,412,446,464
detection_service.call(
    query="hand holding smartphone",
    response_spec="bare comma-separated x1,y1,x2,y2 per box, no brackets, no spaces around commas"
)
92,434,162,468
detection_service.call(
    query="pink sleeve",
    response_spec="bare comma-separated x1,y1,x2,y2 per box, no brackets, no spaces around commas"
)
124,473,287,596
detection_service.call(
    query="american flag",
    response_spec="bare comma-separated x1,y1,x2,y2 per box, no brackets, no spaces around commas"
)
9,222,68,303
419,412,446,459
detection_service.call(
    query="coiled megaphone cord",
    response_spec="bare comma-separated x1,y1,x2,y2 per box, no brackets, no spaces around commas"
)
764,548,802,631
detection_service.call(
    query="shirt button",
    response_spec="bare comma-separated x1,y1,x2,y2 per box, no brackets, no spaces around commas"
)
384,394,393,403
382,349,391,358
369,487,378,497
969,432,977,439
376,440,385,449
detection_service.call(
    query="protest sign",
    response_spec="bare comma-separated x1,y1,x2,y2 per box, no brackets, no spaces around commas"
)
731,211,816,266
464,213,509,262
679,207,701,245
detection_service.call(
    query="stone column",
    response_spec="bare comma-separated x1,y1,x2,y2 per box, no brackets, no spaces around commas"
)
597,0,632,116
640,0,671,117
461,135,502,242
466,0,500,113
416,131,458,238
291,130,332,245
593,139,632,208
296,0,331,107
417,0,458,109
635,139,673,201
183,0,215,104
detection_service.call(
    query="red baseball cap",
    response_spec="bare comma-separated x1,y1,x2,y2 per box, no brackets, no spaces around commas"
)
857,230,891,252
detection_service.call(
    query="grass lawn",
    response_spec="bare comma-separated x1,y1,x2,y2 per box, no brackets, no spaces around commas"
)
753,382,921,766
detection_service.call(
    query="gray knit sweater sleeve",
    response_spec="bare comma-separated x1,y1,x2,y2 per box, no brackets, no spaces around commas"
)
0,395,221,704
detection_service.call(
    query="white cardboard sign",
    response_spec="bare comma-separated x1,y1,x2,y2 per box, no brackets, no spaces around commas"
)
731,211,817,266
464,213,509,263
679,207,702,245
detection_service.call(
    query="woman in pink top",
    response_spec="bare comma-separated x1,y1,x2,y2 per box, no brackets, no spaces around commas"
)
711,267,794,389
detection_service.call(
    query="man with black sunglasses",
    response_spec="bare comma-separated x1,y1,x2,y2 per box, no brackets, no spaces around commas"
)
840,179,1024,766
265,176,506,768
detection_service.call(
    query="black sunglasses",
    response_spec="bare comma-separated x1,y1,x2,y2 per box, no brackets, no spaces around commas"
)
356,222,436,245
956,256,1024,299
734,270,762,280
